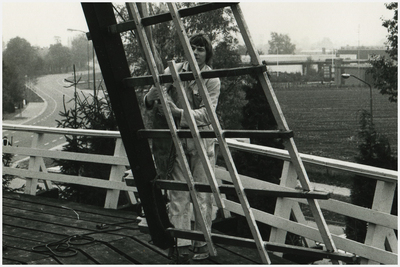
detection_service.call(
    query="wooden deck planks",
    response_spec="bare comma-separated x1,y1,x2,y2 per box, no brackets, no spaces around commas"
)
81,242,133,264
3,224,65,243
3,246,50,264
3,192,138,220
3,213,93,237
108,237,171,264
3,197,137,225
2,191,293,264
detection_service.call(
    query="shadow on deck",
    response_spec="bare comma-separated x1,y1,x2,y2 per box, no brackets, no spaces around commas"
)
2,191,293,264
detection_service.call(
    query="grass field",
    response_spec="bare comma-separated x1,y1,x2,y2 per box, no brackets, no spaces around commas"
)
274,85,397,163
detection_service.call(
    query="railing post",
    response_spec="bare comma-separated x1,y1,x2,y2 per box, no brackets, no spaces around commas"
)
361,180,397,264
25,133,44,195
104,138,136,209
270,161,316,254
270,161,296,250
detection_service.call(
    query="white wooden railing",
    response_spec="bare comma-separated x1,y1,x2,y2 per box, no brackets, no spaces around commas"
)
2,124,136,209
2,124,397,264
223,140,397,264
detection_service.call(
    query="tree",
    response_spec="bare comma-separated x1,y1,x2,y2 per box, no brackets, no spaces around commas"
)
70,34,91,71
120,3,240,75
2,144,17,192
45,43,72,73
3,37,41,76
237,73,284,183
268,32,296,55
229,71,285,239
213,34,244,130
368,2,398,102
56,71,119,206
2,61,24,113
2,37,45,114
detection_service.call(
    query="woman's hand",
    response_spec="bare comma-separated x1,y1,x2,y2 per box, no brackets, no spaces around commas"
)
168,101,183,119
155,101,182,119
145,87,160,106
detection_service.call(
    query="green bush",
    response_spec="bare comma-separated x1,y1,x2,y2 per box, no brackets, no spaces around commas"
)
345,110,397,242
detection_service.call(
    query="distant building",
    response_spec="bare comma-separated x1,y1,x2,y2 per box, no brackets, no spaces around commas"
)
299,48,334,55
241,54,335,76
337,46,387,60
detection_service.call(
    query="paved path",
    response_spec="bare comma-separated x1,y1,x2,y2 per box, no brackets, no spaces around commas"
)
3,102,47,125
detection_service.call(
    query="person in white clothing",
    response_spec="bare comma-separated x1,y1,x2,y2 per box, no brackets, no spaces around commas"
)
144,33,220,261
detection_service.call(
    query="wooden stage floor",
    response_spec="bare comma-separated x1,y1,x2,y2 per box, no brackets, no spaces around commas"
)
3,191,293,264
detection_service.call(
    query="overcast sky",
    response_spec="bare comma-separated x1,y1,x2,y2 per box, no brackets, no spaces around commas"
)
2,1,393,50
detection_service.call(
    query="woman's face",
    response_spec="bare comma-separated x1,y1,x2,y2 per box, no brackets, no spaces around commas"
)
191,44,207,69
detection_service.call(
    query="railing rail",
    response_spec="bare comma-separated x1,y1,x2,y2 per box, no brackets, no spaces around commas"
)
2,124,397,264
226,139,397,182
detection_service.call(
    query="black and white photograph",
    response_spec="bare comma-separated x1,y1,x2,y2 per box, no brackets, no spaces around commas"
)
2,1,397,265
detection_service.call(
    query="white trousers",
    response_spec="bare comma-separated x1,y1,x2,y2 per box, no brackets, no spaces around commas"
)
168,141,215,248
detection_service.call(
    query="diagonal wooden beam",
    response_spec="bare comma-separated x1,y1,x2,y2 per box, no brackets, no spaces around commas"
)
81,3,173,249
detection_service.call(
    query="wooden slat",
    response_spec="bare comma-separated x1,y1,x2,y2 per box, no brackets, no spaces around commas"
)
137,128,293,139
215,167,398,230
2,191,138,220
105,138,130,209
226,139,398,182
362,180,397,264
2,123,121,138
109,3,235,34
144,179,330,199
2,198,138,227
123,65,267,87
28,257,60,265
225,198,398,264
214,241,294,264
296,197,398,230
25,132,43,195
132,232,220,264
82,243,133,264
167,228,357,263
3,213,89,237
3,225,65,244
3,146,129,166
3,207,139,239
133,223,261,264
243,188,330,199
3,167,133,192
215,242,262,264
108,238,169,264
3,234,96,265
2,246,52,264
3,235,48,251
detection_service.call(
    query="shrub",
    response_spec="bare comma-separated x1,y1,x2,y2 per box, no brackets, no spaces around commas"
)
345,110,397,242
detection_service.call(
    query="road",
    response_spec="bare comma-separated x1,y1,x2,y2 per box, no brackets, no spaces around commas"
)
3,73,88,164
